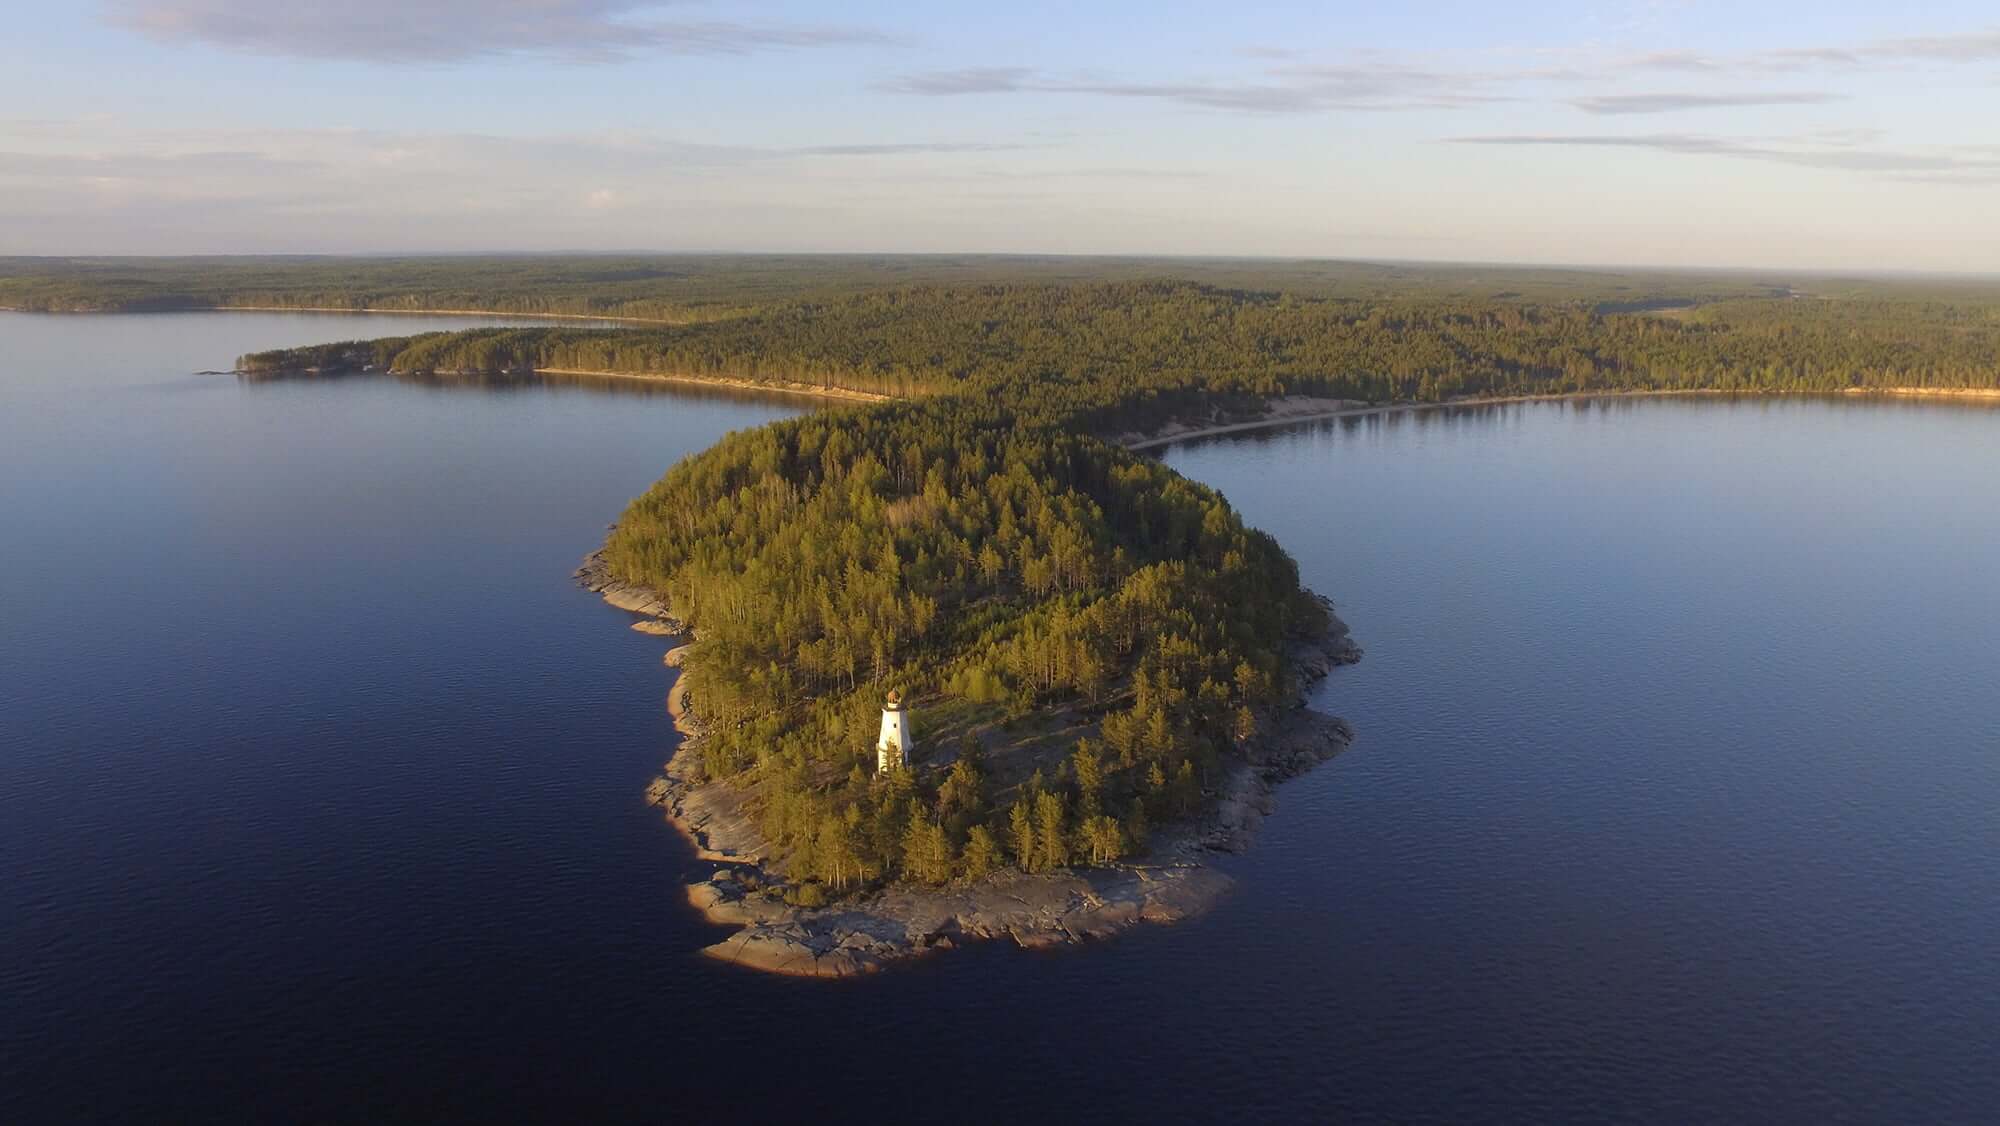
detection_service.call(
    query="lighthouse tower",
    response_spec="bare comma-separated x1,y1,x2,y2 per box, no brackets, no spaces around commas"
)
876,691,915,773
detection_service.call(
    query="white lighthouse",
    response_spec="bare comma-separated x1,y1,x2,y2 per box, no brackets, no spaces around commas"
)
876,691,915,773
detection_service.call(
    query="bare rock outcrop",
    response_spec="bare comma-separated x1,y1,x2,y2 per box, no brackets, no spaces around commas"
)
576,546,680,626
685,864,1235,977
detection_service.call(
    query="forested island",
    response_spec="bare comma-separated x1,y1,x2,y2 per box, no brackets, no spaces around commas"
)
44,254,1999,975
570,403,1362,973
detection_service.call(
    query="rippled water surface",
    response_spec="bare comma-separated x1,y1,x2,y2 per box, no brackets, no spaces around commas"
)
4,315,1998,1122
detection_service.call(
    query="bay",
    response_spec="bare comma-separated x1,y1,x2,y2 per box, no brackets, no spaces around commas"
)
3,313,1997,1121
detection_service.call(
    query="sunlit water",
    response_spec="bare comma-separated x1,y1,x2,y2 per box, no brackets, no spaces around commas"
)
3,315,1996,1121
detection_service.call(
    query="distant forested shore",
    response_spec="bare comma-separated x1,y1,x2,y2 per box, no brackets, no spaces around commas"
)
233,276,2000,435
11,251,2000,320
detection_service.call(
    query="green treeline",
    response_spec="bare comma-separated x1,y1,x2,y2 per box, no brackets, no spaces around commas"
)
235,335,448,376
7,251,1885,317
239,283,2000,430
613,400,1323,889
0,255,774,322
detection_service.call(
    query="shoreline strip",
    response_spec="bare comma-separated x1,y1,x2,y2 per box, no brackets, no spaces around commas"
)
534,368,892,403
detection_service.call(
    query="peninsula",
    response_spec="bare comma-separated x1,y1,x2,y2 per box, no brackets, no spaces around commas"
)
118,257,2000,974
549,393,1368,975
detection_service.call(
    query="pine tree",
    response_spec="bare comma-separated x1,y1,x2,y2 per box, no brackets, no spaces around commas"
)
1146,707,1176,762
961,825,1001,880
938,753,986,833
902,811,954,886
1081,814,1126,865
871,782,913,876
1071,738,1104,818
1008,799,1037,871
978,544,1005,585
1233,706,1258,746
1034,790,1069,871
814,812,862,890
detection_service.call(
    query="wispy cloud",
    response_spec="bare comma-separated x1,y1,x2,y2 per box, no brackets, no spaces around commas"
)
0,148,320,176
1624,49,1725,72
105,0,897,63
0,120,1093,252
885,67,1034,95
0,123,1037,186
886,63,1515,114
886,26,2000,118
1619,27,2000,72
1235,46,1300,61
1571,91,1841,115
1765,29,2000,68
1451,132,2000,183
793,142,1035,157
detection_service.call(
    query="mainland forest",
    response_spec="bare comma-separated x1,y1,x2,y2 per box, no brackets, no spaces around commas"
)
0,251,1886,317
233,280,2000,433
51,255,2000,897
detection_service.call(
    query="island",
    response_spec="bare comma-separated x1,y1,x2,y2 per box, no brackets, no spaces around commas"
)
581,546,1358,976
126,256,2000,974
557,399,1363,975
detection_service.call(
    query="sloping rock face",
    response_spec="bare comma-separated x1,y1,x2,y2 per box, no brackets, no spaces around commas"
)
1290,599,1364,683
576,546,679,625
1195,708,1354,854
1194,608,1362,854
661,766,771,864
685,865,1236,977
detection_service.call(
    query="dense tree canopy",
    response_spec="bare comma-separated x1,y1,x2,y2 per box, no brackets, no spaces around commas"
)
221,267,1999,894
607,399,1322,888
239,282,2000,434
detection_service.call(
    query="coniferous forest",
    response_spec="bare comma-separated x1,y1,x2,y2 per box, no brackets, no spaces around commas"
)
610,402,1322,889
70,255,1998,895
236,280,2000,426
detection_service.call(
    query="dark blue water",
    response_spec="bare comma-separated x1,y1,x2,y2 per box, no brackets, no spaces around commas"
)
3,317,1997,1123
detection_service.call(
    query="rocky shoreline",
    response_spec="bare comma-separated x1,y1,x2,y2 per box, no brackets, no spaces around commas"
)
578,544,678,622
579,547,1361,978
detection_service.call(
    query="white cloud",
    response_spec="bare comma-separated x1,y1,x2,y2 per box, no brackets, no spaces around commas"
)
886,62,1519,114
1570,92,1841,115
1451,132,2000,183
886,27,2000,116
105,0,896,63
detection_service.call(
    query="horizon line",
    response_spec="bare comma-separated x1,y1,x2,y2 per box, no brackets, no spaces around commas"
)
6,248,1999,282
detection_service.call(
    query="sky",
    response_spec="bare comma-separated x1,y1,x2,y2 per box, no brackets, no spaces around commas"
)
2,1,1998,270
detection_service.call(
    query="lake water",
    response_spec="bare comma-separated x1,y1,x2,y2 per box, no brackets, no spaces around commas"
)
3,314,1998,1122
